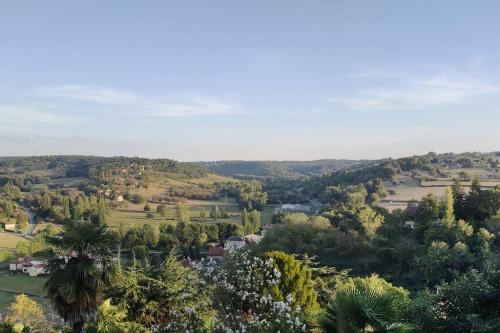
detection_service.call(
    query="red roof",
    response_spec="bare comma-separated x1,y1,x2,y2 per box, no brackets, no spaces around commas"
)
208,246,224,257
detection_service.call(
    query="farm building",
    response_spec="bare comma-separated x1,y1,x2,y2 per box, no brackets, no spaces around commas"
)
1,222,16,231
403,221,416,229
224,236,246,252
207,246,225,263
9,257,47,277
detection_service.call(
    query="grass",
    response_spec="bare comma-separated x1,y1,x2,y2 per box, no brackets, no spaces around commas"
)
261,205,276,225
421,180,500,188
0,270,50,316
0,233,28,250
108,209,168,230
0,271,47,295
32,223,63,235
107,197,269,229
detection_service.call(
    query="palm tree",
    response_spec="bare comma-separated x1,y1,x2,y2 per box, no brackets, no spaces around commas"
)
311,287,412,333
44,221,116,333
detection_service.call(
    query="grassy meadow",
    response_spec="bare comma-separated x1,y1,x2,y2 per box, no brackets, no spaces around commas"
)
0,270,48,315
0,233,28,250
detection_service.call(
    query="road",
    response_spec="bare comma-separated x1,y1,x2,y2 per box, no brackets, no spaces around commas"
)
21,206,37,236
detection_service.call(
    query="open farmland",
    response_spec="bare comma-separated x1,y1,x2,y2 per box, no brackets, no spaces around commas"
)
379,167,500,211
108,197,246,229
0,233,28,250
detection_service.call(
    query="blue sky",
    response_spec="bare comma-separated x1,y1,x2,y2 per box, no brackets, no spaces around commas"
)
1,1,499,161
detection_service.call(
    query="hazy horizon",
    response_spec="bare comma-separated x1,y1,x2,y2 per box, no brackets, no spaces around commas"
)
1,1,500,160
0,149,498,164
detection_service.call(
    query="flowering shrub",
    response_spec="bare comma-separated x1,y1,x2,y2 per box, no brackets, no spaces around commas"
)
198,251,307,332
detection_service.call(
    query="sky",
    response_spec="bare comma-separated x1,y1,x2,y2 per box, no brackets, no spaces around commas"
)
0,1,499,161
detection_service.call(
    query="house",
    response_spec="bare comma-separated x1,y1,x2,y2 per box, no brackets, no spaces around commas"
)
1,222,16,231
244,233,263,244
28,263,47,277
224,236,246,252
403,221,416,230
116,195,124,202
9,257,31,271
274,204,312,213
207,246,225,263
9,257,47,276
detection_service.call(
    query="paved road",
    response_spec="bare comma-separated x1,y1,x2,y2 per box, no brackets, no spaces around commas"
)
21,206,36,236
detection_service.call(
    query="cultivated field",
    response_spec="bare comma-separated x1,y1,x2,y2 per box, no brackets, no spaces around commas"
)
379,167,500,211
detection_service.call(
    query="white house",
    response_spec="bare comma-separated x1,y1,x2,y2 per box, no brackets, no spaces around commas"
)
28,263,47,277
224,236,246,252
403,221,416,229
9,257,47,277
274,204,312,213
1,222,16,231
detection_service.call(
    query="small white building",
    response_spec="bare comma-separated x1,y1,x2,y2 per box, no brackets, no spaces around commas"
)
224,236,246,252
403,221,416,229
9,257,47,276
1,222,16,231
28,263,47,277
275,204,312,213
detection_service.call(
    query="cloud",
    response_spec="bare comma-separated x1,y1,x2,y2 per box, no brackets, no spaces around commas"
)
37,85,139,105
0,104,79,124
330,69,500,111
37,85,242,117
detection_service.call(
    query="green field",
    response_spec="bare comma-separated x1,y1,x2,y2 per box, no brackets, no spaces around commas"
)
0,270,48,315
0,233,28,250
107,198,274,229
